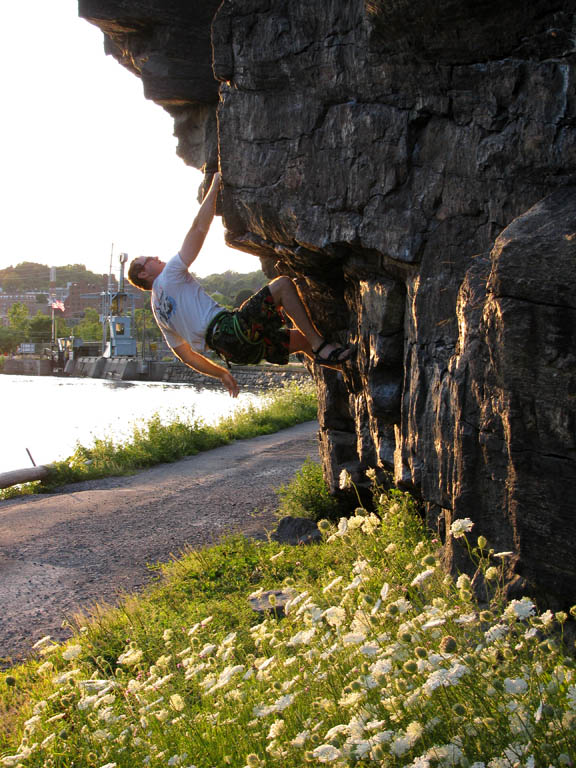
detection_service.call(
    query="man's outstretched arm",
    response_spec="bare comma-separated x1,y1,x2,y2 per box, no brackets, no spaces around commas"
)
179,172,221,268
172,340,239,397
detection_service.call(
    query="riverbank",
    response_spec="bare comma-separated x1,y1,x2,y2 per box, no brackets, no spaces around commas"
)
2,356,311,389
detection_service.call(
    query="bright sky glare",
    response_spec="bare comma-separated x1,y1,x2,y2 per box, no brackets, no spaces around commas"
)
0,0,260,279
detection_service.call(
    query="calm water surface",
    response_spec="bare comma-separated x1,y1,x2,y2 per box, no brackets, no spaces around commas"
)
1,375,260,473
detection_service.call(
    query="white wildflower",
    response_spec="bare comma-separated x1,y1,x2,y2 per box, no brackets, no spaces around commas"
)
504,677,528,695
390,736,411,756
62,644,82,660
32,635,53,650
359,642,380,657
198,643,217,658
345,575,362,591
287,628,316,646
339,690,365,708
484,623,508,643
323,576,343,593
348,516,364,530
422,617,446,630
339,469,352,489
207,664,245,693
342,632,366,645
539,610,554,626
449,518,474,538
406,721,424,745
411,569,435,587
284,591,309,614
323,606,347,627
267,719,285,740
426,743,464,766
312,744,343,763
337,518,349,535
362,513,380,534
36,661,54,676
169,694,185,711
454,612,477,624
291,730,309,748
117,647,143,666
78,679,115,694
504,598,535,621
424,664,468,693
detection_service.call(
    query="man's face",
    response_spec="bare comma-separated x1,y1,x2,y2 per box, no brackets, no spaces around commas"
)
134,256,165,284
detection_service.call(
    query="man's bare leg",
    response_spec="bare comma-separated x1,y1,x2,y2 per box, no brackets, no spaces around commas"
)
268,276,350,362
288,329,313,357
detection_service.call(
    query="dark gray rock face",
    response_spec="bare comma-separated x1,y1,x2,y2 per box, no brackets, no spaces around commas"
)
79,0,576,605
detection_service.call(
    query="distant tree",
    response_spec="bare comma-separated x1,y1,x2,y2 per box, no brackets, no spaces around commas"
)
198,269,266,303
0,328,20,354
8,302,30,336
234,289,253,307
28,311,52,344
134,308,162,341
209,292,231,308
0,262,110,292
75,308,102,341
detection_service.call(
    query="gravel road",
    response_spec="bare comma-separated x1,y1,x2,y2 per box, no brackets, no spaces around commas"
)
0,421,319,664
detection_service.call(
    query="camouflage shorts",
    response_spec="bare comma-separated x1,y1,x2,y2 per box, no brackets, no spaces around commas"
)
205,286,291,366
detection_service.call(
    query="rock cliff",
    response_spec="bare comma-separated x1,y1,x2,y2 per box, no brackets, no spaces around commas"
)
79,0,576,606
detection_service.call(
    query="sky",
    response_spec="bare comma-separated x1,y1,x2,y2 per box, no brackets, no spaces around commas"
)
0,0,260,279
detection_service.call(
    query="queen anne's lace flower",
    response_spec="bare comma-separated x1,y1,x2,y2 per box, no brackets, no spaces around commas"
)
312,744,343,763
339,469,352,490
411,569,435,587
450,518,474,538
504,598,536,621
504,677,528,695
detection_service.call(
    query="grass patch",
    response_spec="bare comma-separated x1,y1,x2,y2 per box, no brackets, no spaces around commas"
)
1,481,575,766
0,383,317,498
277,457,339,521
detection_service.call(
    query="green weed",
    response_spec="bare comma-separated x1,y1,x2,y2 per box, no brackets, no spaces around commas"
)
1,480,575,767
277,457,339,521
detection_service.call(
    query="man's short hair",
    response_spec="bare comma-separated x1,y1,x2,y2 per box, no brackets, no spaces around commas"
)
127,258,151,291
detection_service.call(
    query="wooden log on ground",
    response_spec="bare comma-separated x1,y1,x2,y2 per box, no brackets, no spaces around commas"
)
0,466,52,490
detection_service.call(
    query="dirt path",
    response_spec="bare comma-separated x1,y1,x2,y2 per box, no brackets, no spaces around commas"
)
0,421,319,664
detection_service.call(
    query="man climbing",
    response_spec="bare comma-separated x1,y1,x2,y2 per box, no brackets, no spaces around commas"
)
127,172,351,397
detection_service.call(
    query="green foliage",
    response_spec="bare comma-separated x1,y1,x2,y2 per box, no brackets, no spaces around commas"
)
0,328,21,354
8,302,30,334
134,308,162,342
27,312,52,344
0,262,108,293
73,308,102,341
0,262,49,292
1,490,575,765
277,457,339,520
197,269,266,308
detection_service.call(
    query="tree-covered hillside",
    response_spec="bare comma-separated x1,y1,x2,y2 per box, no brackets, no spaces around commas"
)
0,262,266,305
196,269,266,307
0,262,109,292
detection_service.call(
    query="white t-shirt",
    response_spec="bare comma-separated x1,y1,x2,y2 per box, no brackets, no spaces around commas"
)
151,253,223,353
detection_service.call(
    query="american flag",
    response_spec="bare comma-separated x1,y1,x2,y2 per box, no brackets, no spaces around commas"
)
51,299,65,312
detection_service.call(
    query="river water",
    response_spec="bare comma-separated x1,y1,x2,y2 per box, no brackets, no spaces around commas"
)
1,375,261,473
